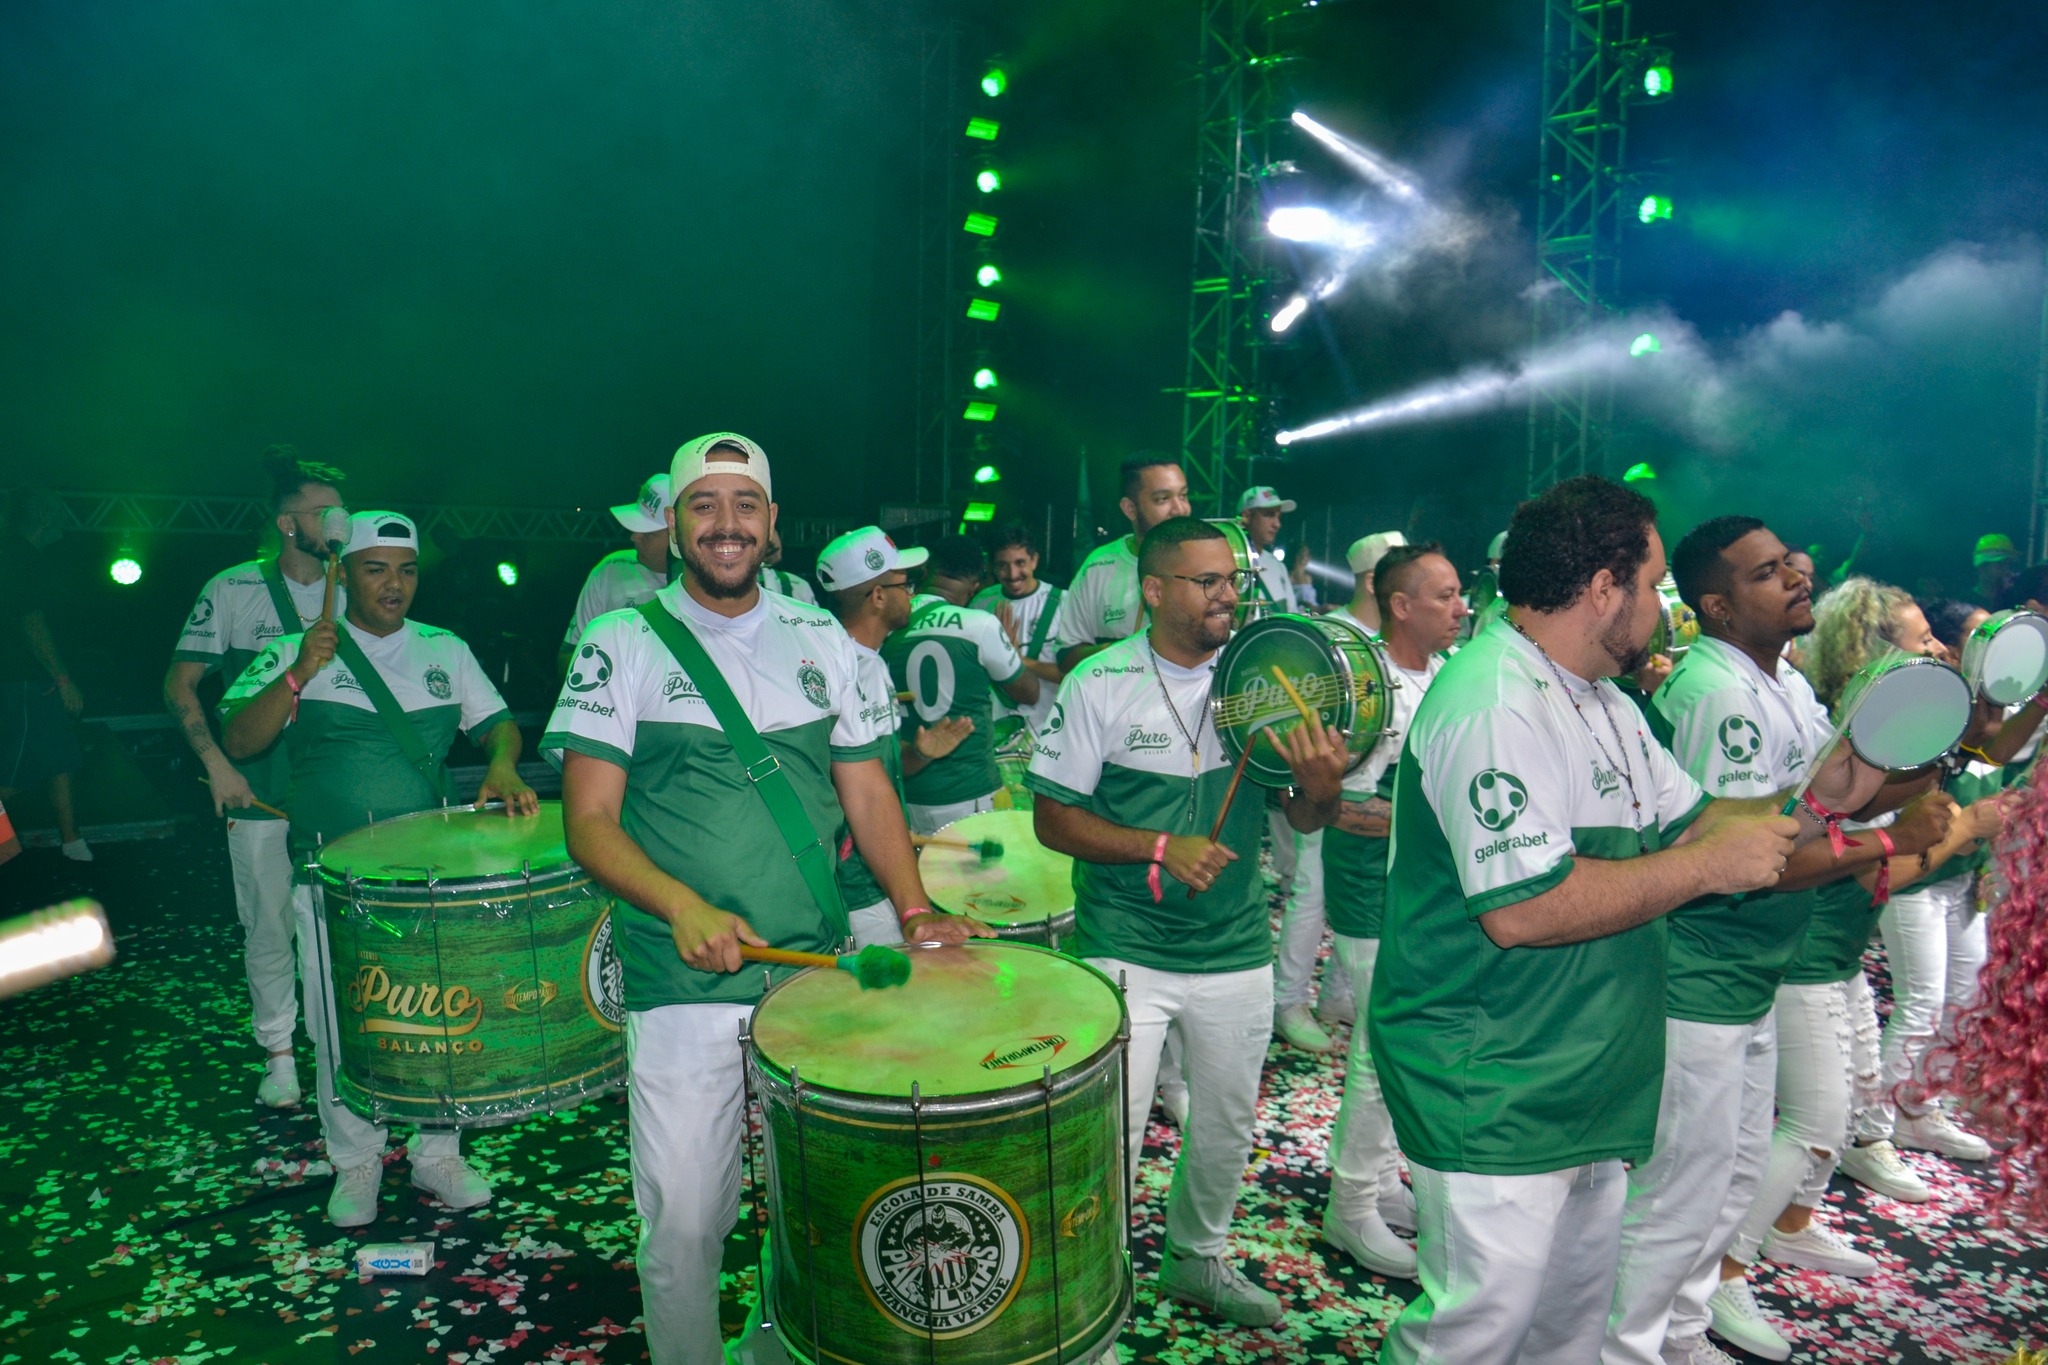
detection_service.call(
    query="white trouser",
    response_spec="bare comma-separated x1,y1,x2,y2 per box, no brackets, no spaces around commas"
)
905,791,997,837
848,898,902,949
1275,828,1354,1013
1266,805,1298,884
1327,935,1397,1206
292,884,462,1172
1605,1013,1776,1362
1874,874,1985,1126
628,1002,753,1365
1090,957,1273,1258
227,817,300,1053
1729,975,1884,1263
1382,1160,1629,1365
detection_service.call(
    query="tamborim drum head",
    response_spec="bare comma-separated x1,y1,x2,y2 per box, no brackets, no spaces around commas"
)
1839,655,1972,770
1963,609,2048,705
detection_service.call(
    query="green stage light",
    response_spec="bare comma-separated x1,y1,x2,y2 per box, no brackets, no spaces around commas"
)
964,401,997,422
963,502,998,522
496,561,519,587
1644,64,1673,98
966,298,1001,322
109,556,142,586
976,169,1001,194
981,68,1006,98
1622,462,1657,483
1638,194,1673,224
976,264,1002,287
964,212,998,236
973,464,1002,484
1630,332,1661,357
965,118,1000,141
973,367,997,389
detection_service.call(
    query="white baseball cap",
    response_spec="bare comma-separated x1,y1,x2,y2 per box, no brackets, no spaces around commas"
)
1488,530,1509,562
1346,530,1406,575
343,511,418,557
611,474,671,534
815,526,929,593
1238,485,1297,514
671,431,772,503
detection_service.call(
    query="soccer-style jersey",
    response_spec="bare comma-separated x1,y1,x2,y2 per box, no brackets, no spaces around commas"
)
1324,611,1442,940
1050,536,1142,654
1368,617,1708,1175
968,579,1064,735
837,639,908,911
1025,632,1270,974
1649,635,1832,1025
884,594,1025,808
563,550,665,650
1247,543,1297,614
759,566,819,606
174,560,347,820
222,618,509,854
541,583,886,1010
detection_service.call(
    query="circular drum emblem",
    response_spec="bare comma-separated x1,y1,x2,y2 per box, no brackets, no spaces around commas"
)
856,1173,1029,1338
581,908,625,1031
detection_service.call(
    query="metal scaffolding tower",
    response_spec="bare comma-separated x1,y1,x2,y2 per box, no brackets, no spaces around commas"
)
912,25,962,509
1526,0,1640,495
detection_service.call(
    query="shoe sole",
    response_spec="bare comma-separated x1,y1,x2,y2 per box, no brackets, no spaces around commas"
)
1158,1285,1281,1329
1762,1248,1877,1279
414,1187,493,1211
1895,1141,1991,1162
1709,1329,1790,1364
1322,1233,1417,1280
1841,1175,1932,1203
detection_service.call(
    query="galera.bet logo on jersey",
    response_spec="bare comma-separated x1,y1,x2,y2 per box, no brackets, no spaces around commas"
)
1469,769,1529,832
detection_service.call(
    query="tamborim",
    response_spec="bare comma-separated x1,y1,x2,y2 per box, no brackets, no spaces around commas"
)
1211,613,1391,788
920,810,1074,947
1961,609,2048,705
316,802,626,1128
1206,518,1268,629
747,941,1131,1364
1648,574,1700,661
1833,653,1973,770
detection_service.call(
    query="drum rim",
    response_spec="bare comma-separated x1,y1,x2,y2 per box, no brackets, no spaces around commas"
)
315,804,577,888
745,941,1128,1116
1842,654,1972,768
1962,608,2048,702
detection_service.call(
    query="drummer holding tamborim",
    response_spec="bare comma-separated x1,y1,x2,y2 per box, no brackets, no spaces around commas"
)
222,510,534,1228
1028,515,1348,1328
546,433,982,1365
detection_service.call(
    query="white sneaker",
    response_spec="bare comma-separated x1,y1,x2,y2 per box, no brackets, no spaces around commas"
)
60,838,93,862
1316,993,1356,1028
411,1155,493,1210
1275,1002,1336,1053
328,1160,382,1228
1158,1083,1189,1128
1156,1244,1282,1327
256,1055,302,1109
1379,1183,1417,1236
1894,1108,1992,1161
1762,1220,1878,1278
1838,1139,1933,1202
1706,1277,1791,1363
1663,1335,1742,1365
1322,1206,1417,1278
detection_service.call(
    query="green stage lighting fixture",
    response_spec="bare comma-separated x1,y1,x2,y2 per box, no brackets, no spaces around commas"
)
1638,194,1673,224
964,212,997,237
109,556,142,586
973,465,1002,484
982,68,1007,98
496,561,520,587
973,368,997,390
1630,333,1661,357
965,118,1000,141
966,298,1001,322
976,170,1001,194
963,502,998,522
976,264,1002,287
963,402,997,422
1622,462,1658,483
1644,65,1672,98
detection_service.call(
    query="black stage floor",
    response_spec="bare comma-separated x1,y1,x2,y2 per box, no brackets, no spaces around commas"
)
2,834,2043,1363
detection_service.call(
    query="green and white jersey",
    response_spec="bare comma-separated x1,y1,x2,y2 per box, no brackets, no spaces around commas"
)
174,560,345,820
968,579,1064,735
1368,616,1708,1175
884,594,1025,808
222,618,509,855
1649,636,1832,1025
564,549,665,650
1024,633,1269,974
540,583,887,1011
1247,542,1297,614
760,566,819,606
1050,536,1141,654
837,638,908,911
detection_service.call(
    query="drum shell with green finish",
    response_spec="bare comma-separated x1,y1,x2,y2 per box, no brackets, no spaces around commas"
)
1649,575,1699,660
748,942,1131,1365
316,804,626,1129
1211,612,1390,788
1205,518,1268,629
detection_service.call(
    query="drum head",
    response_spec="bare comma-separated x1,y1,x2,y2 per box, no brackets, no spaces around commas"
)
1213,615,1344,787
749,942,1122,1098
318,803,571,881
1843,659,1972,770
1967,610,2048,705
921,810,1072,927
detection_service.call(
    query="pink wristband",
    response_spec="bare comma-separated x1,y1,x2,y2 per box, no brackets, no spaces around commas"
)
1146,832,1169,905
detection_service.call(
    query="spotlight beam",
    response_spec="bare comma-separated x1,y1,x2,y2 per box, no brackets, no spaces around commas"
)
1291,112,1426,205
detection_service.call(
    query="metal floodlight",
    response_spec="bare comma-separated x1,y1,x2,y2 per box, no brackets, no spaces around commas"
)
976,264,1002,287
964,212,998,237
1638,194,1673,224
973,367,998,390
496,561,519,587
1629,332,1661,357
963,402,997,422
981,67,1007,98
965,118,1000,141
1644,64,1673,98
966,298,1001,322
1269,294,1309,335
973,464,1002,484
109,556,142,586
976,169,1001,194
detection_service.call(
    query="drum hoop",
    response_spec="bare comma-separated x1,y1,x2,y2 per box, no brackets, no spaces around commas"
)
1964,609,2048,689
316,806,574,883
315,868,591,906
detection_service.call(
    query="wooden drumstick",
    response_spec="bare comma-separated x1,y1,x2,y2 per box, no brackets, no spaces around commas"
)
197,776,289,820
321,557,340,623
1270,665,1322,731
1189,739,1258,899
317,507,352,622
740,942,912,989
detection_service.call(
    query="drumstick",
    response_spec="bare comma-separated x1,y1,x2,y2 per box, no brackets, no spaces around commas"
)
740,942,911,990
197,776,288,820
910,833,1006,861
317,507,351,622
1189,739,1258,899
1270,665,1321,731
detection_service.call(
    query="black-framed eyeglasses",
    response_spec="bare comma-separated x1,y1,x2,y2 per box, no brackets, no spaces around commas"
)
875,577,915,595
1170,569,1256,601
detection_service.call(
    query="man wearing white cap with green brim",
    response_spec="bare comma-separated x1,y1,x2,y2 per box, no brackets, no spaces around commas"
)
1237,485,1299,614
222,509,533,1229
545,433,980,1364
559,473,672,674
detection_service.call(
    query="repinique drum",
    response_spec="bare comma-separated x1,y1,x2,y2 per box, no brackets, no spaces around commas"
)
1834,653,1973,770
1649,575,1700,661
746,942,1131,1365
1211,612,1391,788
1961,609,2048,705
992,727,1036,813
1206,518,1268,628
315,802,626,1128
920,811,1074,947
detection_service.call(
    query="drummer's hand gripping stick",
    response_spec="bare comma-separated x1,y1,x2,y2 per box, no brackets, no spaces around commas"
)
739,943,912,990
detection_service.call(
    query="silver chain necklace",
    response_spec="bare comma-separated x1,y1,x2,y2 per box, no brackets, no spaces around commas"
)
1146,636,1207,823
1512,619,1649,854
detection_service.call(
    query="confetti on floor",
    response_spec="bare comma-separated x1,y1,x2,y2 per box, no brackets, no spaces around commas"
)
2,837,2044,1363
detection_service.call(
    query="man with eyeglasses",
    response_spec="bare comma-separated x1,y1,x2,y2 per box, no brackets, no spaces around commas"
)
1029,515,1347,1327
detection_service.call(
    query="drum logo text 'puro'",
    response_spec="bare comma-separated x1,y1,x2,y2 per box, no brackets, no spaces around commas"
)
345,965,486,1051
858,1175,1027,1336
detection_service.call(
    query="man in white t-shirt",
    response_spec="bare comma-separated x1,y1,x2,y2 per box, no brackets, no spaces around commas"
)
758,534,819,605
969,522,1066,740
1051,454,1192,671
1237,486,1298,615
1319,541,1466,1278
560,474,671,673
1369,477,1880,1365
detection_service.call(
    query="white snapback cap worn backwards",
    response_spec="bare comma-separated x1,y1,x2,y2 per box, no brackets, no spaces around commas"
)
1346,530,1406,576
1488,530,1510,562
671,431,772,503
611,474,672,533
1238,485,1297,514
344,511,419,557
815,526,929,593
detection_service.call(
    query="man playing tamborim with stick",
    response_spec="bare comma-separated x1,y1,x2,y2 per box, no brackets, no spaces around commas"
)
1029,515,1347,1327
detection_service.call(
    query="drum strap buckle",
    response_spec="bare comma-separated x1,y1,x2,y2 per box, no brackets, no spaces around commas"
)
744,754,783,784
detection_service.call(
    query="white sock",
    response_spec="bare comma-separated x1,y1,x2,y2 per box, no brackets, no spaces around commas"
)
60,838,93,861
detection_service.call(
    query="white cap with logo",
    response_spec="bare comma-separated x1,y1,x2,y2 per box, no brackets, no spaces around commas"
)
1238,485,1297,514
344,511,419,557
671,431,773,503
815,526,930,593
611,474,672,534
1346,530,1406,576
